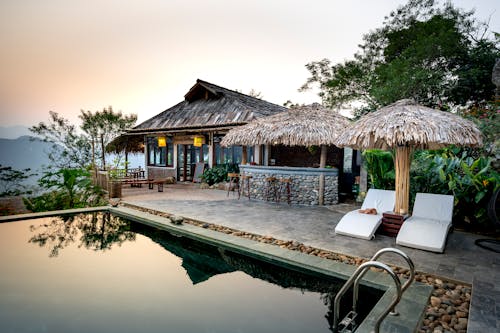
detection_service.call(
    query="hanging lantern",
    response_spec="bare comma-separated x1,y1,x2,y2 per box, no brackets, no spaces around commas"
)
158,136,167,147
193,135,204,147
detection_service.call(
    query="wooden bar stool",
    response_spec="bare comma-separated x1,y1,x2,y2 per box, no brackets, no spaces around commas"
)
239,174,252,200
227,173,240,197
278,178,292,205
264,176,278,202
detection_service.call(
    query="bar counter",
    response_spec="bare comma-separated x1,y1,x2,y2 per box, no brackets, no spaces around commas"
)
239,165,339,205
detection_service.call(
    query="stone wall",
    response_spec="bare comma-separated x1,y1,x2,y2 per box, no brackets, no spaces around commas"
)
239,165,339,206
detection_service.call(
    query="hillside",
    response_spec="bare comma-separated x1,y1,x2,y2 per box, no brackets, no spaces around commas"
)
0,136,52,171
0,126,32,139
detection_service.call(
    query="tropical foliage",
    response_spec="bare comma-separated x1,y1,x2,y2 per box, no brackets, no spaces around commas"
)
24,168,106,212
201,163,240,185
411,149,499,227
364,148,499,228
362,150,395,190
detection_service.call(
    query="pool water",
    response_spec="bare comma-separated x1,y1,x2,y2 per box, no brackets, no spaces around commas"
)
0,212,382,333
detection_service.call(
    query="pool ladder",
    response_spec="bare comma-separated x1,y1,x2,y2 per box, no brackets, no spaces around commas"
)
332,248,415,333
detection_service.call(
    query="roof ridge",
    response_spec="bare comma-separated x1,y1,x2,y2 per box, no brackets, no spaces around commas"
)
195,79,284,108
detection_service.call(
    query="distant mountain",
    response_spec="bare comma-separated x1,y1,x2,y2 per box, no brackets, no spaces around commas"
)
0,136,53,171
0,126,32,139
0,135,145,190
0,136,53,188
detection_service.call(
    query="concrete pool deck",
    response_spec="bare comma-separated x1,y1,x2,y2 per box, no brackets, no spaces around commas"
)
119,183,500,333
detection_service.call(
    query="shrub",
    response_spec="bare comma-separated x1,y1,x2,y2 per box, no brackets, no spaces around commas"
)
411,149,499,227
24,168,106,212
201,163,240,185
364,148,499,228
362,150,395,189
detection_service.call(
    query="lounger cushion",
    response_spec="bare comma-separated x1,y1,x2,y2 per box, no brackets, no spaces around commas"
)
335,210,384,240
396,193,454,253
396,217,451,253
335,189,395,240
412,193,454,221
360,189,396,213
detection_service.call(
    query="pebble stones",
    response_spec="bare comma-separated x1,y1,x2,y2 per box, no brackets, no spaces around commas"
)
419,278,471,333
170,215,184,225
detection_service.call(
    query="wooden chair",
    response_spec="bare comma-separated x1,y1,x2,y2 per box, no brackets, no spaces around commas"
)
227,173,240,197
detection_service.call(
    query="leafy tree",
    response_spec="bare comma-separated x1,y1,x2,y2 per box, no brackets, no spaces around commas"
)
301,0,499,114
30,111,92,168
79,107,137,170
0,165,35,197
460,98,500,169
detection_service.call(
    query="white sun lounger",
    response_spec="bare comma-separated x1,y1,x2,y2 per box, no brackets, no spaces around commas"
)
396,193,454,253
335,189,395,240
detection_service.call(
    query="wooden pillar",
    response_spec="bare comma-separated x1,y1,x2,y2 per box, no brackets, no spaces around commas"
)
254,145,261,165
394,146,412,214
242,146,247,165
208,133,214,168
318,144,327,205
264,144,271,166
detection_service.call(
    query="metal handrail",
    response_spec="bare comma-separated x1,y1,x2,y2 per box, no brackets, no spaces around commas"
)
353,248,415,316
333,261,402,333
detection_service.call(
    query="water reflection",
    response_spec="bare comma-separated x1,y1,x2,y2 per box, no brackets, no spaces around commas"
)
130,223,236,284
128,223,381,331
29,212,135,257
26,212,381,331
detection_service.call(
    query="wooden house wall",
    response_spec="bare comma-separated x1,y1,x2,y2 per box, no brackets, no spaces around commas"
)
270,145,343,169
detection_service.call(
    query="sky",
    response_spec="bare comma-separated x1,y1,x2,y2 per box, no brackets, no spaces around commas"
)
0,0,499,129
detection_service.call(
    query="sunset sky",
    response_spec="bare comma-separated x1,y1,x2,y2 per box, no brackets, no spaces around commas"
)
1,0,499,128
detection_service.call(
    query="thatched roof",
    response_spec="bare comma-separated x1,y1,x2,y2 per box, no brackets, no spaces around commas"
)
129,79,287,134
221,104,351,147
106,134,144,154
335,99,483,150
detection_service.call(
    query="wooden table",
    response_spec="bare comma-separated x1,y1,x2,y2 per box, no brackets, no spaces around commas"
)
380,211,409,237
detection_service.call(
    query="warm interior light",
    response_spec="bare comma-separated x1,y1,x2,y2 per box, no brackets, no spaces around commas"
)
158,136,167,147
193,136,204,147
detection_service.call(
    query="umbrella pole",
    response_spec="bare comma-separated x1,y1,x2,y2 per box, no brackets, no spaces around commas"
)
394,146,411,214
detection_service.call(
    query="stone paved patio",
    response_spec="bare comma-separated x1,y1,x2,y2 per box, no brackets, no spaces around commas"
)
121,183,500,332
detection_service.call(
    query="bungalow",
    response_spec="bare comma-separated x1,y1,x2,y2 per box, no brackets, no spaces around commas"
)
128,79,359,200
128,79,287,181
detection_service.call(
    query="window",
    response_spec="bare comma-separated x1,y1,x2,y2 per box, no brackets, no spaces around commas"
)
214,140,254,165
147,136,173,167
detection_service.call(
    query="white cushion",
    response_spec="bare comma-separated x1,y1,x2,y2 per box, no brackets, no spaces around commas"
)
396,217,451,253
361,189,396,214
335,210,383,240
412,193,454,222
396,193,454,253
335,189,395,240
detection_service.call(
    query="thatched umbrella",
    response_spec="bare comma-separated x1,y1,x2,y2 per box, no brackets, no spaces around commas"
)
221,103,351,204
106,134,144,170
335,99,483,214
221,103,350,147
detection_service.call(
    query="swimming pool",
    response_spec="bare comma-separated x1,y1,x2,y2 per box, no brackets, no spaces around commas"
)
0,212,383,333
